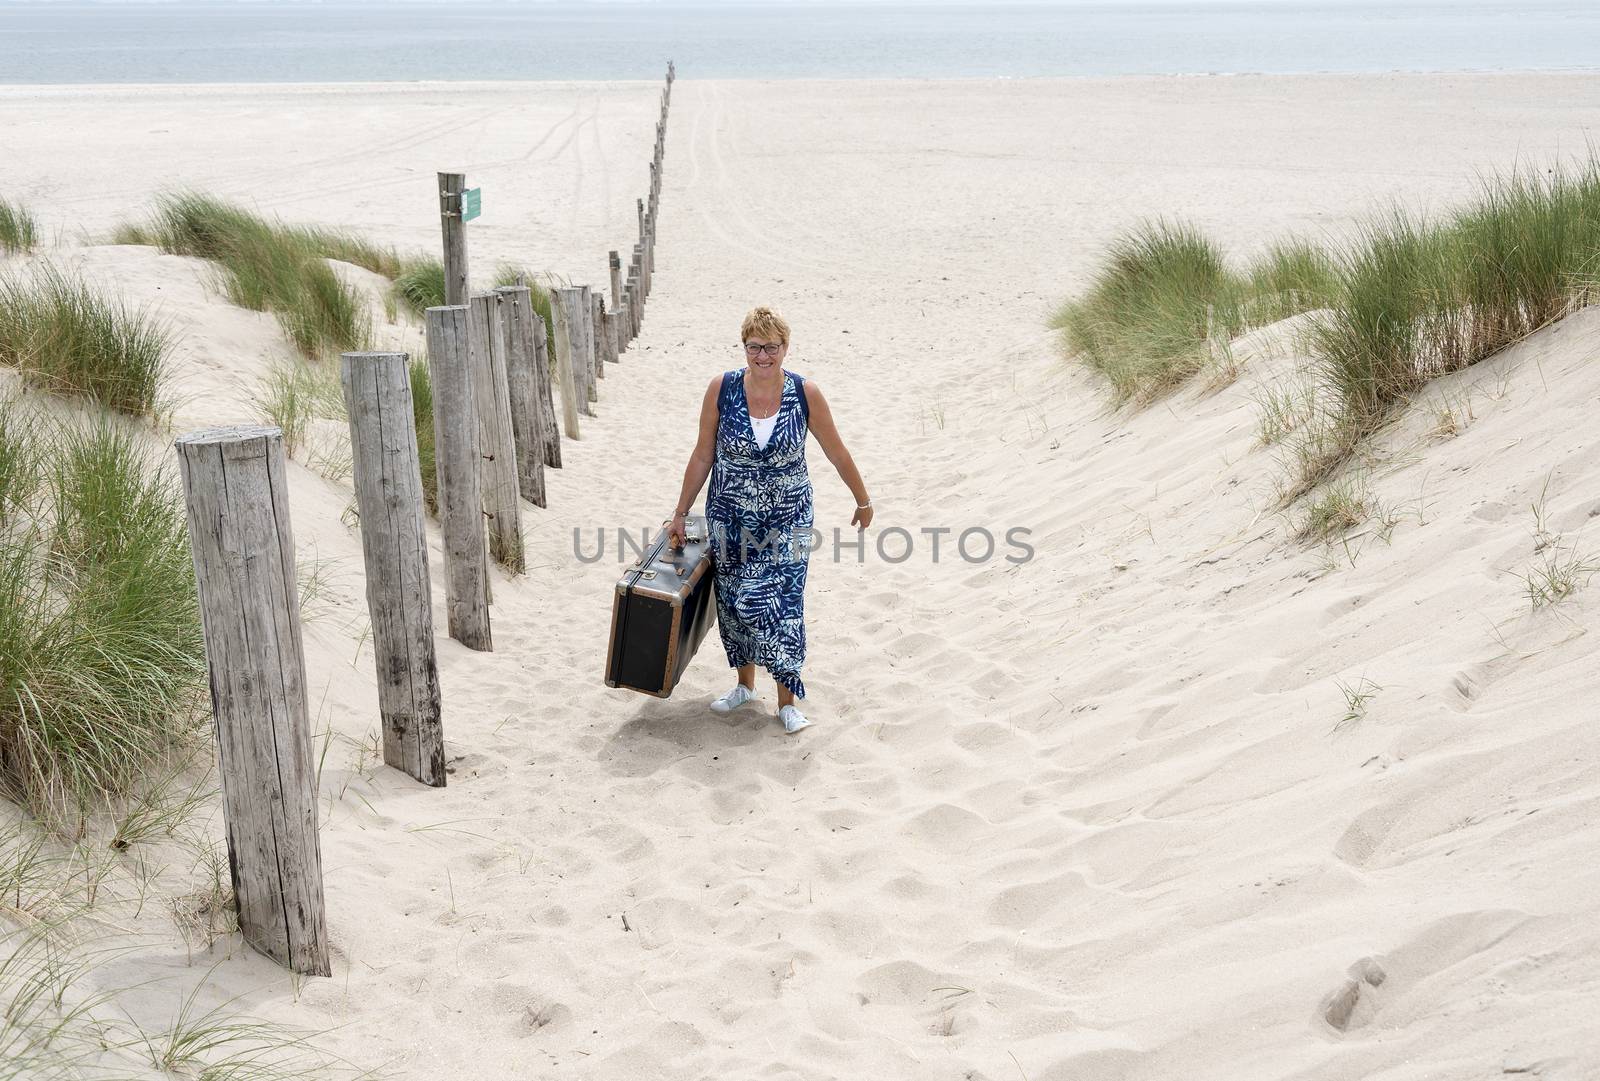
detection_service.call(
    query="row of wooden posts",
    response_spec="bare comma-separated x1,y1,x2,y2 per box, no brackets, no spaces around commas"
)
171,62,675,976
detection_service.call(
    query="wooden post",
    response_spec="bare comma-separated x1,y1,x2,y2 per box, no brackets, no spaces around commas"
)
591,292,607,382
530,306,562,466
174,425,330,977
577,284,598,408
424,305,492,650
438,172,469,306
626,266,641,339
598,298,618,373
637,199,645,249
339,353,446,787
494,285,549,508
467,293,525,572
642,217,654,298
609,251,626,357
549,287,583,439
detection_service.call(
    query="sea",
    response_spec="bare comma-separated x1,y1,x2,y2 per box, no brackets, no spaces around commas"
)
0,1,1597,84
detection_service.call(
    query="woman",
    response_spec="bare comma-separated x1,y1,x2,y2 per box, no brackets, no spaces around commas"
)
668,306,873,734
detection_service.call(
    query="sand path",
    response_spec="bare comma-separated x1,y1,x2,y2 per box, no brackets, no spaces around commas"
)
3,74,1599,1080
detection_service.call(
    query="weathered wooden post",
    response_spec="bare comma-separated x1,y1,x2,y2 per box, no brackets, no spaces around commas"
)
627,263,641,339
339,352,446,787
424,305,492,650
494,285,549,508
549,287,583,439
577,284,598,409
530,305,562,466
591,292,607,382
609,250,626,357
174,425,330,977
438,172,470,306
642,214,654,298
467,293,525,572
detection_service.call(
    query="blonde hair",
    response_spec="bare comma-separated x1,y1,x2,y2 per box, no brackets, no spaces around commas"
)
740,306,790,346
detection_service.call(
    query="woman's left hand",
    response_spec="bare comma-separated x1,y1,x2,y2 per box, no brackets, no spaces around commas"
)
852,504,874,529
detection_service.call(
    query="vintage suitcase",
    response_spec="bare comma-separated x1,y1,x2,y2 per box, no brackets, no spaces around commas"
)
605,515,718,697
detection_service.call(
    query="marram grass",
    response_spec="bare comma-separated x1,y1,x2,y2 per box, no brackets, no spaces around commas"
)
0,199,38,255
0,409,206,831
394,259,446,317
118,191,372,358
1051,219,1248,403
410,356,438,516
0,266,169,416
1056,155,1600,496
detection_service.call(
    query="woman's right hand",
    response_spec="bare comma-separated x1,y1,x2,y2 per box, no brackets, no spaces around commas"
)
668,511,688,549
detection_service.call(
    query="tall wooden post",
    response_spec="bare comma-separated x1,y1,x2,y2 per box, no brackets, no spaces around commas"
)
174,425,330,977
339,352,446,787
438,172,469,306
494,285,549,508
642,215,654,298
608,251,625,357
468,293,525,572
424,305,492,650
530,306,562,466
591,292,607,382
626,266,641,339
576,284,597,409
549,287,583,440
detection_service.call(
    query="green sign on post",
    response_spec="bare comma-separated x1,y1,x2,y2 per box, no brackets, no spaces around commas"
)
461,187,482,222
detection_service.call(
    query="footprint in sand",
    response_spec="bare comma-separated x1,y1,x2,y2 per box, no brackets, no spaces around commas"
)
1321,955,1387,1032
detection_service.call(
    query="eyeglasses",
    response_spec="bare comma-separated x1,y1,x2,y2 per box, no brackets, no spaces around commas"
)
744,341,783,356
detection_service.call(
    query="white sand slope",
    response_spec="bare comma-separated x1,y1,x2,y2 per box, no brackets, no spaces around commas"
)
2,75,1599,1080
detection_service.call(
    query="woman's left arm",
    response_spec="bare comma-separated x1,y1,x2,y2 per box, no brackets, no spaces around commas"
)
802,381,873,528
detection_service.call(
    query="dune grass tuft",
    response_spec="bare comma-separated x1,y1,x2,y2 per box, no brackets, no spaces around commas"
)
394,259,446,317
0,199,38,255
1057,155,1600,507
409,357,438,516
293,226,404,279
0,406,42,523
1309,161,1600,452
0,409,206,831
254,357,345,459
120,191,372,358
1051,220,1247,403
0,267,169,416
1245,238,1342,324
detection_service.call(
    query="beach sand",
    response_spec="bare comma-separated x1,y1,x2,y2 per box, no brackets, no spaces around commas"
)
3,74,1599,1079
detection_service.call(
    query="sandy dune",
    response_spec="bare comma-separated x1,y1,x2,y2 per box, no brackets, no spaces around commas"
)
3,74,1599,1080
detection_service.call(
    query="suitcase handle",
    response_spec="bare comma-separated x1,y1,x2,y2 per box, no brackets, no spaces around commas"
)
630,518,704,575
660,516,705,550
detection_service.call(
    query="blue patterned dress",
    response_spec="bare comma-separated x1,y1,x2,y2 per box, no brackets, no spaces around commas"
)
705,367,814,698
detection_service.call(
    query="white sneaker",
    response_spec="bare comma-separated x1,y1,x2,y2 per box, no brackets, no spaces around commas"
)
779,705,811,734
710,683,756,713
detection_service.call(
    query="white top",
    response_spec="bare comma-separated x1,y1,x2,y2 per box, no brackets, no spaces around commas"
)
751,411,779,450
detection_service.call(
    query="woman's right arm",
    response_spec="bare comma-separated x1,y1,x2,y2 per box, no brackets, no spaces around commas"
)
669,375,724,547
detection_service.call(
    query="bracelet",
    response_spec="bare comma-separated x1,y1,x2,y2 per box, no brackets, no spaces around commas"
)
674,508,689,516
856,500,872,510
